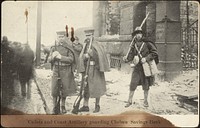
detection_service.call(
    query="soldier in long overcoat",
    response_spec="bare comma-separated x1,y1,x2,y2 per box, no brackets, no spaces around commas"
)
49,38,76,114
77,29,110,113
123,27,158,107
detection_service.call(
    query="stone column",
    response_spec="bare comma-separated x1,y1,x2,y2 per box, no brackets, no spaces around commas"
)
155,1,182,81
93,1,106,37
146,2,156,42
119,1,146,37
119,1,146,73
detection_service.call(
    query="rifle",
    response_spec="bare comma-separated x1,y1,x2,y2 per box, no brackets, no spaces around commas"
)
124,12,150,59
54,41,62,115
72,33,93,114
50,41,57,70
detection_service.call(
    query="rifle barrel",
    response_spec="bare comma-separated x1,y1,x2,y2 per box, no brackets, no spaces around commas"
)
140,12,150,28
125,12,149,59
54,41,62,114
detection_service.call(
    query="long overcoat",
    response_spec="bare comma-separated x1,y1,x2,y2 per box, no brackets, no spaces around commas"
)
127,39,158,91
77,39,110,98
49,43,76,97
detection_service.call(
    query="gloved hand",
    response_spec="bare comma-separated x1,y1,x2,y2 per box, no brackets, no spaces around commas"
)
130,63,135,68
55,53,62,60
123,56,128,62
88,49,93,56
141,57,146,64
84,53,90,59
52,51,59,59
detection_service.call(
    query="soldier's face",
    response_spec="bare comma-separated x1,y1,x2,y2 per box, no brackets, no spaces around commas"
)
136,33,143,40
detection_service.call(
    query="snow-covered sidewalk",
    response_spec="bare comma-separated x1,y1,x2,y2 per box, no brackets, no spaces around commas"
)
5,68,198,115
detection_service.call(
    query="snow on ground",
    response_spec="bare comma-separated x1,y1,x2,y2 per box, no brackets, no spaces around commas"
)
6,68,198,115
7,79,45,114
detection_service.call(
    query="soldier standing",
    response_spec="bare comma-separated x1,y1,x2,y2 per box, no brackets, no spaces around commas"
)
123,27,158,107
49,38,76,114
77,29,110,113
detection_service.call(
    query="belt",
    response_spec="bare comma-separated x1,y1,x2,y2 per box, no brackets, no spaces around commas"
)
90,61,95,66
55,62,71,66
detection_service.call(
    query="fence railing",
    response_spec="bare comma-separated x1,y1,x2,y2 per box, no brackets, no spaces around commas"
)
110,55,122,70
181,20,198,69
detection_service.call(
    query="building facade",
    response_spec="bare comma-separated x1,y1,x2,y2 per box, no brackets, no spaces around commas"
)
93,1,198,80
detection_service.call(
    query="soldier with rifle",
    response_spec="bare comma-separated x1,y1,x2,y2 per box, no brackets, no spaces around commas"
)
123,13,158,108
72,29,110,114
49,37,76,114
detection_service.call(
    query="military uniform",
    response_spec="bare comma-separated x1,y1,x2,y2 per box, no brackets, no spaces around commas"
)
82,41,107,99
50,44,76,97
126,40,157,91
49,39,76,114
77,29,110,113
123,26,158,108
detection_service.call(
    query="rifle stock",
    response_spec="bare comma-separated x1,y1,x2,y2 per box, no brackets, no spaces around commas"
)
71,73,85,114
53,77,62,114
50,41,57,70
72,34,93,114
54,41,62,115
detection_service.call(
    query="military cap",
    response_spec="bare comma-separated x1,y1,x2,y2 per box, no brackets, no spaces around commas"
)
74,36,79,41
84,28,95,36
132,26,143,36
59,38,65,43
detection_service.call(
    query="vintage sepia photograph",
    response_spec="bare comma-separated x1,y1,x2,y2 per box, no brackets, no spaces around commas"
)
1,1,199,127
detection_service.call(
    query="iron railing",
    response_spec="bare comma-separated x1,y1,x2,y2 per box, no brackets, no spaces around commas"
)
181,20,198,69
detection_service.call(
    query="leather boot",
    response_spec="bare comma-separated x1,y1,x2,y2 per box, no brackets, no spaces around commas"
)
79,106,89,112
125,91,134,107
52,107,60,115
143,101,149,107
125,102,132,108
93,105,100,113
61,106,67,114
144,90,149,107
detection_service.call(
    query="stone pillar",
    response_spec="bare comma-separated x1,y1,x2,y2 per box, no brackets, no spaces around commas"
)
119,1,147,73
155,1,182,81
93,1,106,37
146,2,156,42
119,1,146,36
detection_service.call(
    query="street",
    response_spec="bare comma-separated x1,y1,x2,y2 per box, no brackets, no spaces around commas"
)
6,66,198,115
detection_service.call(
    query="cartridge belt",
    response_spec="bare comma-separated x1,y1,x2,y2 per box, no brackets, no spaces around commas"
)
54,62,71,67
